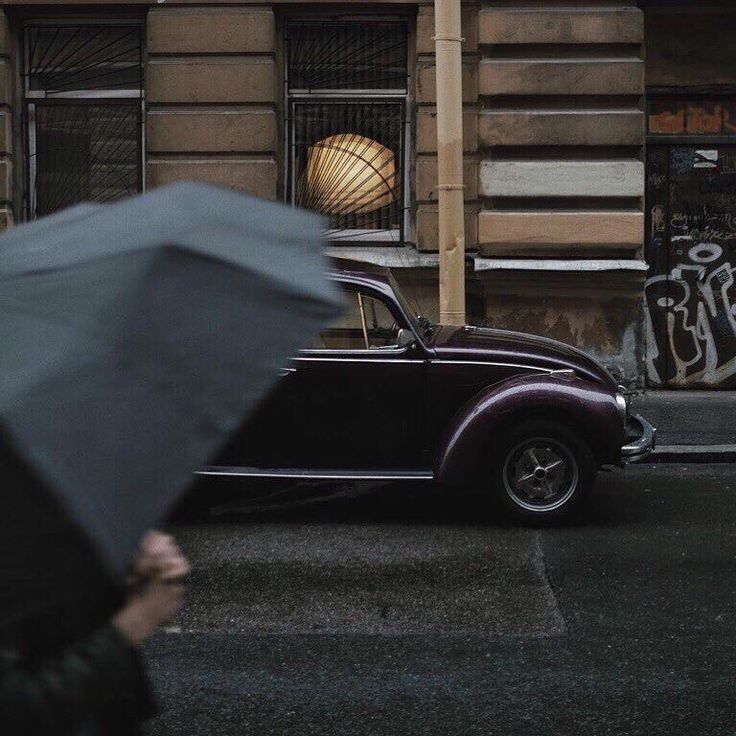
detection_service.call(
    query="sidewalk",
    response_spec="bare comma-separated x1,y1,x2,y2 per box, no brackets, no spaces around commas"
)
631,391,736,462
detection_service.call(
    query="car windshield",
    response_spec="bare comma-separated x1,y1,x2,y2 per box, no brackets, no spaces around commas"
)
387,272,435,341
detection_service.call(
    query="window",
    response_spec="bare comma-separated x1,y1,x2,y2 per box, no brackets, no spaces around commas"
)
648,97,736,138
310,290,402,351
24,22,144,218
286,20,408,242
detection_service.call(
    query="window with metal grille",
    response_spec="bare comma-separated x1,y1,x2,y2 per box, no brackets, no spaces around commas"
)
286,20,408,242
24,23,143,218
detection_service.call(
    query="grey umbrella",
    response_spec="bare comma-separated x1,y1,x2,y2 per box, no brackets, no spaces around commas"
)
0,182,343,577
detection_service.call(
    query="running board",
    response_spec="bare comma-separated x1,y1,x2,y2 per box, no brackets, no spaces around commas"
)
196,466,435,481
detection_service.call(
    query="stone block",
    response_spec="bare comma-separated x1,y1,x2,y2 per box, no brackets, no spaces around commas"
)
0,207,12,230
147,158,277,200
0,111,11,154
416,204,478,251
146,59,275,104
0,11,11,56
417,61,477,104
479,160,644,198
0,159,11,202
417,4,478,54
147,108,275,153
478,109,643,147
479,59,643,96
0,60,11,105
417,108,478,153
479,7,643,45
147,8,274,54
477,211,644,254
416,155,478,202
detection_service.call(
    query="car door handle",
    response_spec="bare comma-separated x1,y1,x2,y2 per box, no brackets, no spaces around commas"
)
279,367,296,377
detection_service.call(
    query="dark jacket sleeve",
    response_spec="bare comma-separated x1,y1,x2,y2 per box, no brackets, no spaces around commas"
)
0,622,156,734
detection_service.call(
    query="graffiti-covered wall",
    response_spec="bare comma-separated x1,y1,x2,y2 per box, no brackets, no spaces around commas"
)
646,145,736,388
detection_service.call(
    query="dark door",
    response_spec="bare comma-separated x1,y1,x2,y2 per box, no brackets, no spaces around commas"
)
646,145,736,388
216,285,426,470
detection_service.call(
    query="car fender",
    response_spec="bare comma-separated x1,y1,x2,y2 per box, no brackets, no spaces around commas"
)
434,373,625,486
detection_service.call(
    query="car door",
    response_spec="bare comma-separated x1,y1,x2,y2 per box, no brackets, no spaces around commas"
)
213,282,428,471
286,284,427,470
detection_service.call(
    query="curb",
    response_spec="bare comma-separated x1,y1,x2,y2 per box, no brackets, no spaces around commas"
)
642,445,736,464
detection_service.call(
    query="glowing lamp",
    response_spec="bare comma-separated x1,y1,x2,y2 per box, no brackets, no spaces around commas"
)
304,134,397,215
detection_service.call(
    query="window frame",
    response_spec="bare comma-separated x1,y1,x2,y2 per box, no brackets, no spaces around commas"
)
22,18,145,221
646,89,736,146
284,18,411,244
299,284,418,357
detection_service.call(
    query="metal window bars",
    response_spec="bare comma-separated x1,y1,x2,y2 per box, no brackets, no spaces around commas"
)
286,20,409,242
24,23,143,219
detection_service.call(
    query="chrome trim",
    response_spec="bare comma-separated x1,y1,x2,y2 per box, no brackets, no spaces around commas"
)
196,467,435,481
549,369,576,380
429,360,552,373
296,356,421,365
621,414,657,463
615,391,629,425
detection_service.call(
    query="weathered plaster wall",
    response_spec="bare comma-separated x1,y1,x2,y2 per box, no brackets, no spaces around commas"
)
478,269,646,383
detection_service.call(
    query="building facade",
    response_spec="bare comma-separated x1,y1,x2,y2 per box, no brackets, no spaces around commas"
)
0,0,734,390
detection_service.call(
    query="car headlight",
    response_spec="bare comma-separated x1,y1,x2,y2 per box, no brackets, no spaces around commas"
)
615,388,629,425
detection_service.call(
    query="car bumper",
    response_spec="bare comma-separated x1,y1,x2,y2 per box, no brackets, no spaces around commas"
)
620,414,657,464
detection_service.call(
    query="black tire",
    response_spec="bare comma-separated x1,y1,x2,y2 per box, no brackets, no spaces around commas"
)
488,419,595,522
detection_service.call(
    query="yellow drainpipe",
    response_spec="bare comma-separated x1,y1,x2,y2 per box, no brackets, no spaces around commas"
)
434,0,466,325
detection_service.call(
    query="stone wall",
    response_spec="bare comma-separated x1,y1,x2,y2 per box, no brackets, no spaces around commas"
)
146,6,278,200
471,1,647,384
0,9,13,231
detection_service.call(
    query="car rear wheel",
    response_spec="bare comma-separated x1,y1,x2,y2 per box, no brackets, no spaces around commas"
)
490,420,594,521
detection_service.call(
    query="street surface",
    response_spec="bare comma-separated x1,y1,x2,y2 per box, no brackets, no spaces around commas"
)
145,465,736,735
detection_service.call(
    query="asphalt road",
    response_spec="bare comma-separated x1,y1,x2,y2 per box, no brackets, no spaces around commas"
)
144,464,736,735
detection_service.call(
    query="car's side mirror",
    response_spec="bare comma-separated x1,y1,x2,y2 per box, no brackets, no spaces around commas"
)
397,328,416,349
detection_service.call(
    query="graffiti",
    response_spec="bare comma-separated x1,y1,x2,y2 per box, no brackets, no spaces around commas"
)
722,151,736,175
648,172,667,190
671,147,697,175
646,241,736,387
651,205,665,236
671,210,736,244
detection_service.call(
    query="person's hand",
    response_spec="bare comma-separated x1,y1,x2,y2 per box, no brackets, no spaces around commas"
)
113,576,187,647
130,531,190,585
113,531,190,647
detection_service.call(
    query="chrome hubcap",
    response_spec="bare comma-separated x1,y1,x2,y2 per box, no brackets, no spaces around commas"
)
502,437,579,513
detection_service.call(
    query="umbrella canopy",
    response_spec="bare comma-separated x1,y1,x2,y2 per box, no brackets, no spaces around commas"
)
0,182,343,578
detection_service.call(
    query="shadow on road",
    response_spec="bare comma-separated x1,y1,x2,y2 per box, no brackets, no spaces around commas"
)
171,463,670,529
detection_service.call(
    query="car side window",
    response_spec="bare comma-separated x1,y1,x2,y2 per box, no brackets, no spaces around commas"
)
309,290,401,351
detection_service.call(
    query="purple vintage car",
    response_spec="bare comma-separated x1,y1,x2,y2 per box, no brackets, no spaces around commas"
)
200,259,655,520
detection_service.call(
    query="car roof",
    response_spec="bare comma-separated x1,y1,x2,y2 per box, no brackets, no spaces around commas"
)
327,257,393,288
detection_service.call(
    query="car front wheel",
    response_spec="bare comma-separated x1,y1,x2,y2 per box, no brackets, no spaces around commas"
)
490,420,594,521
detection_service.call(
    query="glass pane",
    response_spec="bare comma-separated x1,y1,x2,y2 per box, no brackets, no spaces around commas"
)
287,21,407,91
648,99,685,134
26,25,142,94
33,104,141,216
312,292,399,350
686,101,723,134
292,102,404,238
